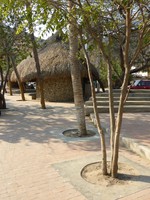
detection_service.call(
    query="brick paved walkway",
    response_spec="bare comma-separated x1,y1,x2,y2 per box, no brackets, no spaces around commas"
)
0,94,150,200
0,94,98,200
118,187,150,200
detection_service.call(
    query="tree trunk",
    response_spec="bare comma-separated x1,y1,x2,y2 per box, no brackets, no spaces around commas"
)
0,93,6,109
68,0,87,136
111,6,131,178
0,67,6,109
3,55,11,96
107,61,116,172
8,78,13,96
111,69,130,177
10,56,25,101
30,33,46,109
26,1,46,109
0,66,3,90
80,34,107,175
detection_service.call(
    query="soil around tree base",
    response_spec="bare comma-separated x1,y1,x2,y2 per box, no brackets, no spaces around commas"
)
62,129,96,138
81,161,139,186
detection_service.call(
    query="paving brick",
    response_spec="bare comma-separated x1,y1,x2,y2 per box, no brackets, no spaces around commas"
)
0,94,149,200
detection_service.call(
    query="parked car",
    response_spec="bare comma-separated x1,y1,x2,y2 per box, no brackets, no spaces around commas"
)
129,80,150,89
26,82,36,89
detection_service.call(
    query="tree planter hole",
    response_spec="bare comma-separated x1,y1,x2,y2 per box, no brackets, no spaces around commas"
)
62,129,96,138
81,161,139,186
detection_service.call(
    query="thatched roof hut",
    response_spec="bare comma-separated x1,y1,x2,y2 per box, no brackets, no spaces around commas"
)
11,33,101,102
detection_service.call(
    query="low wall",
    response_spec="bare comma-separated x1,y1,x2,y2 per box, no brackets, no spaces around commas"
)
36,77,74,102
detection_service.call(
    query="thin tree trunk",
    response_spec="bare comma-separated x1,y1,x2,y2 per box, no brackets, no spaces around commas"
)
0,66,3,90
88,29,116,174
107,61,116,172
111,69,130,177
30,33,46,109
89,31,116,164
111,6,131,178
92,37,116,174
89,33,117,176
3,55,11,96
80,34,107,175
7,67,13,96
68,0,87,136
10,55,25,101
26,1,46,109
1,58,11,109
0,93,6,109
0,66,6,109
8,79,13,96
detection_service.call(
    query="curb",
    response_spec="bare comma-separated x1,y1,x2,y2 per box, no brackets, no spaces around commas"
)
120,137,150,161
90,113,150,161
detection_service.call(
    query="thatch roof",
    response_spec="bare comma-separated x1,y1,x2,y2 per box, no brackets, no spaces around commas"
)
10,33,99,83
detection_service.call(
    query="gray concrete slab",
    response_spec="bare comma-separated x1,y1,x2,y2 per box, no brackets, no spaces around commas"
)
53,153,150,200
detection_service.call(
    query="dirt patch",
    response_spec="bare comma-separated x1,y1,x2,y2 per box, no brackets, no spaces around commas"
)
62,129,96,138
81,161,139,186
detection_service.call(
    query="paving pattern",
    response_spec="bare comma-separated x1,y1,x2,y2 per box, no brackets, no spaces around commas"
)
0,94,150,200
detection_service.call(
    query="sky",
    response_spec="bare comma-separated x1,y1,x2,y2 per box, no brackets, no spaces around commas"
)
34,24,52,40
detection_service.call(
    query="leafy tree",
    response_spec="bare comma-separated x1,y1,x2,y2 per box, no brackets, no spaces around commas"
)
45,0,89,136
25,0,46,109
0,0,52,108
49,0,149,177
0,22,27,104
0,3,33,101
72,0,150,177
35,0,150,177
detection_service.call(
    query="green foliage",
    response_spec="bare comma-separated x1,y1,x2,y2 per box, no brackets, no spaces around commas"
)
143,34,150,46
111,61,122,88
99,59,108,87
0,0,149,78
0,0,53,72
99,59,123,88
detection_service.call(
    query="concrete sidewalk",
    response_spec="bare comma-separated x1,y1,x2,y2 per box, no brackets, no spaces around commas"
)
0,94,150,200
90,112,150,161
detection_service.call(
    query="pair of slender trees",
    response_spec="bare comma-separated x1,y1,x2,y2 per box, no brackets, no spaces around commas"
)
67,0,150,177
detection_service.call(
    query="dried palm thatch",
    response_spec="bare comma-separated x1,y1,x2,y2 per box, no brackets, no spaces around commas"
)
10,34,89,82
10,34,105,101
